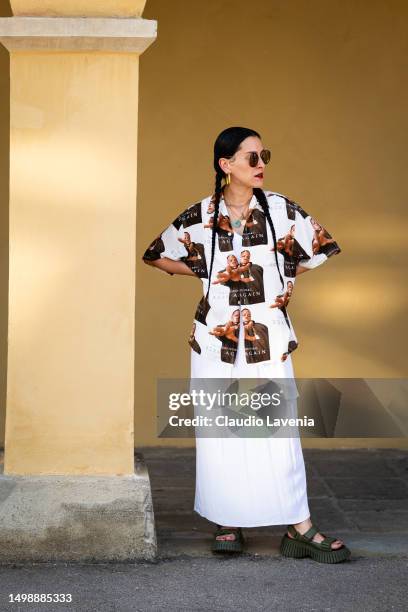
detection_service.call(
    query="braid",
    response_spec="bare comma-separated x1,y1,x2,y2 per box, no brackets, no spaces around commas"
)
253,188,291,331
205,170,223,303
253,188,284,290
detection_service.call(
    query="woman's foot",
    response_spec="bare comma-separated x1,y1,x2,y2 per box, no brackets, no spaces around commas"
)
212,525,245,554
288,518,344,549
215,525,239,541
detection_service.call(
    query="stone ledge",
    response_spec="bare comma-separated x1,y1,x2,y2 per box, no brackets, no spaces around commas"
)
0,16,157,52
0,452,157,563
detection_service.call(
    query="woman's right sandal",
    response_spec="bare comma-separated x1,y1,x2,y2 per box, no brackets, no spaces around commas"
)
280,524,351,563
212,525,245,553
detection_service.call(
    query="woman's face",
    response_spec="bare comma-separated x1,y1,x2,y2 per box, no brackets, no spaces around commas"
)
219,136,266,188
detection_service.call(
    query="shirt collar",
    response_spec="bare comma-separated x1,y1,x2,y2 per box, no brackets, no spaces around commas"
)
218,189,259,216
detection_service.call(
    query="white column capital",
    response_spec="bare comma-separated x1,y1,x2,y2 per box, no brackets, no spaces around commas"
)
0,16,157,53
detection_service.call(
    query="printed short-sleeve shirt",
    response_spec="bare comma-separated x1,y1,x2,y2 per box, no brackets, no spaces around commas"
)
142,189,341,370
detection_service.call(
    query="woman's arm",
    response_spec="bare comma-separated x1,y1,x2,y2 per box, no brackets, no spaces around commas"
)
295,264,311,276
144,257,197,277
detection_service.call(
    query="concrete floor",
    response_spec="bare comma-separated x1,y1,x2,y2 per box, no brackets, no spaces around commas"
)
0,447,407,611
140,446,408,559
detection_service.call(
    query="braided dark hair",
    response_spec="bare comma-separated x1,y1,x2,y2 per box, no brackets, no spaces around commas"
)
205,127,285,307
204,169,223,302
252,186,292,331
253,186,285,285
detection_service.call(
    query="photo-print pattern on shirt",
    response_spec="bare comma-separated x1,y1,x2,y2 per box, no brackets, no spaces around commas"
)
281,340,299,362
242,307,270,363
241,208,268,247
188,322,201,354
142,190,341,365
214,249,265,306
271,223,299,278
209,309,240,365
269,280,294,310
142,235,165,262
178,230,208,278
269,192,308,229
180,201,202,228
310,217,340,258
289,203,341,263
282,197,299,221
204,198,234,252
143,204,209,278
204,198,269,251
194,296,211,326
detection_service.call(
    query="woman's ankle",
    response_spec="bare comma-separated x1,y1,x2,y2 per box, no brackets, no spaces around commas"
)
292,517,312,533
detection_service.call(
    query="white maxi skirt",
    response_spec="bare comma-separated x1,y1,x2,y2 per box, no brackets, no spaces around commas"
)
192,234,311,528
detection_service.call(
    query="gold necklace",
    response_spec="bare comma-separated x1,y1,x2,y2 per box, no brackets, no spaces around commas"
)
225,197,251,228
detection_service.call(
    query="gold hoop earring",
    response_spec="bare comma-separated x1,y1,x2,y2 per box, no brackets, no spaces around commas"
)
225,173,231,185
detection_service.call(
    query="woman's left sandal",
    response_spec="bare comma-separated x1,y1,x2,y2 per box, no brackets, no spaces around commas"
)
280,524,351,563
212,525,245,553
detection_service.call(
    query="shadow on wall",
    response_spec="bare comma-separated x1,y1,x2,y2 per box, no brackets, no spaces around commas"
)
0,1,11,17
0,0,11,447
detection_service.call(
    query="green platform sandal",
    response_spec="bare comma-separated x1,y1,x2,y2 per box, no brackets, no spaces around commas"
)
212,525,245,553
280,524,351,564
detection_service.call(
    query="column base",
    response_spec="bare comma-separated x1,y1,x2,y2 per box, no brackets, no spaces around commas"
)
0,452,157,563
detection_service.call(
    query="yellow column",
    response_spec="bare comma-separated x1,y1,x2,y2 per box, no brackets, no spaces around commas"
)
1,1,156,475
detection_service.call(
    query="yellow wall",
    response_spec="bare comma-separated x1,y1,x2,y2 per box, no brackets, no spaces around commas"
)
0,0,407,449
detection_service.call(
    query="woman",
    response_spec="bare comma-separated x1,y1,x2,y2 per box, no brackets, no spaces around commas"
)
142,126,350,563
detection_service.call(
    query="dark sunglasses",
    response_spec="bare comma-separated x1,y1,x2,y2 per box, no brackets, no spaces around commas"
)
242,149,271,167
